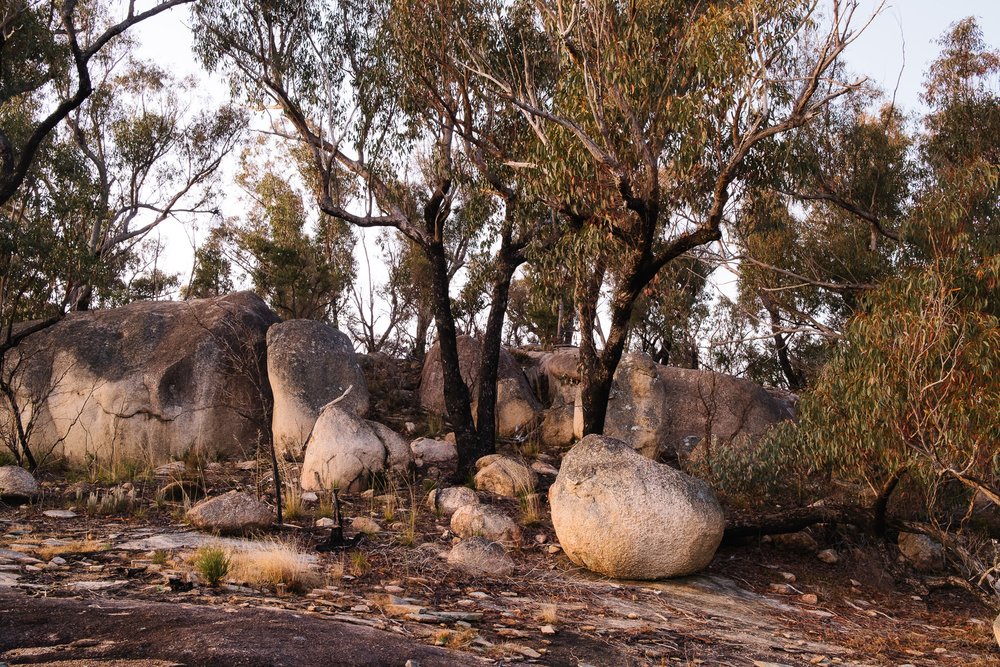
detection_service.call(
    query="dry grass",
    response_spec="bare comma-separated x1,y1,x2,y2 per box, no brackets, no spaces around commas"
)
536,602,559,624
432,628,479,649
228,539,321,592
32,539,108,561
519,492,544,526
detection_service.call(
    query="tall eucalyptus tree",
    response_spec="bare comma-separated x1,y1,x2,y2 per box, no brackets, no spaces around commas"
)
461,0,872,435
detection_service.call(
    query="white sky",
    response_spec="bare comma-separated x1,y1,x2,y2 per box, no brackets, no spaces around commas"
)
124,0,1000,302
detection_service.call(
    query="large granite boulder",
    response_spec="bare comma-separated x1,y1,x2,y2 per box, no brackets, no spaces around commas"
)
549,435,725,579
655,364,796,459
529,347,793,458
267,320,369,457
300,405,411,493
1,292,278,465
419,336,541,437
603,353,670,459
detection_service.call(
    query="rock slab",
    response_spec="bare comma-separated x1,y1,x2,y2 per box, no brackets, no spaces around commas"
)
549,435,725,579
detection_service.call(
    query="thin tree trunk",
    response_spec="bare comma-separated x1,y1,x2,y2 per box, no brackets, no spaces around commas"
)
474,250,521,468
425,241,478,476
413,305,431,359
763,296,801,390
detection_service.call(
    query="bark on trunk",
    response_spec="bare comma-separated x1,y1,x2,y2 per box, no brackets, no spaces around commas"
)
473,252,520,468
580,276,639,436
425,241,478,476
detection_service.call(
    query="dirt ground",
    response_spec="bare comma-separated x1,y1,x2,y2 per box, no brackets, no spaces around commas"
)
2,458,999,667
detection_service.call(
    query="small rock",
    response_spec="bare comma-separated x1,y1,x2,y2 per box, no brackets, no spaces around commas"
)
447,537,515,577
316,517,337,528
405,660,420,667
772,531,818,553
817,549,839,565
450,504,522,545
158,480,206,502
426,486,479,516
153,461,187,477
410,437,458,481
898,532,945,572
50,556,68,565
186,491,273,534
300,492,319,503
474,456,537,497
530,461,559,477
514,646,542,659
43,510,77,519
351,517,382,534
0,466,39,501
546,545,561,554
780,572,797,583
404,422,417,435
769,583,795,594
849,579,862,588
801,593,819,605
534,534,547,544
384,585,404,594
540,624,557,635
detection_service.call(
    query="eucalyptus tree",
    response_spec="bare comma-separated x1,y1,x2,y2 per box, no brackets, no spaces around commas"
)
62,54,244,310
224,168,356,324
462,0,871,435
0,0,194,209
194,0,554,470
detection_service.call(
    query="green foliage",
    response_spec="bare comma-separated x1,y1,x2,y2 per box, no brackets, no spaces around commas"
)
716,19,1000,516
193,546,231,586
225,166,356,322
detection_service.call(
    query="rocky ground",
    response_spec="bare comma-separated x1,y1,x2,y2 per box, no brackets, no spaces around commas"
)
2,458,998,667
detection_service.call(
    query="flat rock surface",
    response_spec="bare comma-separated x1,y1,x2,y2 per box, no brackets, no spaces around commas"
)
0,590,483,667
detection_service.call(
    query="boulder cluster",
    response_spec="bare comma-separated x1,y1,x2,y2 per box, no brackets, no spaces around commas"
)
0,292,795,580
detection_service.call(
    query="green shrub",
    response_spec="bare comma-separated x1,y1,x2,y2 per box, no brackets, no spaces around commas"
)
193,545,230,586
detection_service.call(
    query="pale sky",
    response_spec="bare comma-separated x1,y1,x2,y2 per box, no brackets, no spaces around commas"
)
124,1,1000,303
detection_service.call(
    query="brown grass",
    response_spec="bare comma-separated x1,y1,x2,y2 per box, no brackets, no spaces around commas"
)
227,540,321,592
32,539,108,561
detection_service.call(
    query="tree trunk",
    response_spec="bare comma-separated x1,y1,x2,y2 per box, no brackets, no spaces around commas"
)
763,296,801,391
473,250,521,468
425,241,478,476
412,305,431,359
575,258,605,435
580,277,639,436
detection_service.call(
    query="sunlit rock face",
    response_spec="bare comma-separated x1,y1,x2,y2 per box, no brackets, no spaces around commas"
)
2,292,278,465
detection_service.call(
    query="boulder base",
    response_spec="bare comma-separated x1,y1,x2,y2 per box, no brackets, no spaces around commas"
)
300,405,411,493
549,435,725,579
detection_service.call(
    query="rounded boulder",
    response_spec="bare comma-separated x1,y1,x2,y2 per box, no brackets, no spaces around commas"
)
549,435,725,580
